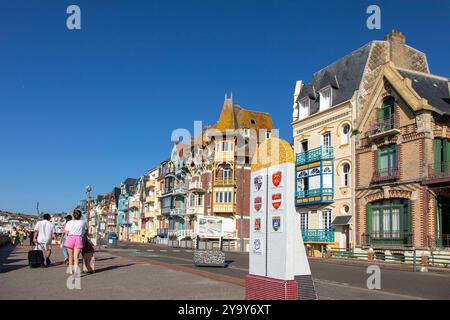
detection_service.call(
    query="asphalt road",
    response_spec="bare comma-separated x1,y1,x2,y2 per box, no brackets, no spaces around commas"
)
110,241,450,300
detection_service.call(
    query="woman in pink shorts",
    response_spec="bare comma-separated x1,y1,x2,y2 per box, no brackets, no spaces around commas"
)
64,209,88,275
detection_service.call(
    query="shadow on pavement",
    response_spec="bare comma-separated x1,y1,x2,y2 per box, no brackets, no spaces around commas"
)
0,245,29,274
90,263,135,274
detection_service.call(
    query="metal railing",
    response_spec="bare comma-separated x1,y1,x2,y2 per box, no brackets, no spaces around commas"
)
188,181,204,191
361,232,413,247
426,161,450,180
302,229,335,243
172,185,187,195
296,146,334,165
366,114,399,137
214,177,236,185
170,208,186,216
371,167,399,183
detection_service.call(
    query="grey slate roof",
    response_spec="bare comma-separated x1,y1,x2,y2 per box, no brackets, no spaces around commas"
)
297,42,372,115
397,69,450,115
123,178,138,186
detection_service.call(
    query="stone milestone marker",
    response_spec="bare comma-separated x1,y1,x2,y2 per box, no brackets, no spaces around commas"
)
246,137,317,300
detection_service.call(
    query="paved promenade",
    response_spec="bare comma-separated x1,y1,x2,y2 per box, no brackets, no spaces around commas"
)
0,244,244,300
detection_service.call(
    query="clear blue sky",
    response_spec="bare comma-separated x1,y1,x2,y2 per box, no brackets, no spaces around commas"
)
1,0,449,214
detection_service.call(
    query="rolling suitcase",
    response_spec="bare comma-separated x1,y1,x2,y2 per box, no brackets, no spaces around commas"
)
28,244,45,268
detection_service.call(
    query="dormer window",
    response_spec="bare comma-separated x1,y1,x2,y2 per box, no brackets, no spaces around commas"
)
250,119,256,125
299,97,310,120
319,86,332,111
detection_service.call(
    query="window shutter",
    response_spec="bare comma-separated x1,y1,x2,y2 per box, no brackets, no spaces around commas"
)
434,139,442,163
444,139,450,163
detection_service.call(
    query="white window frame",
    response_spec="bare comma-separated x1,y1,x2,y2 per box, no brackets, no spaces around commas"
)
321,132,331,147
299,97,310,120
341,124,350,145
300,212,309,231
319,86,332,111
321,209,332,230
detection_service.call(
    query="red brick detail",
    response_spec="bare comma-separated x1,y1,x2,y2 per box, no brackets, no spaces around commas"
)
245,274,298,300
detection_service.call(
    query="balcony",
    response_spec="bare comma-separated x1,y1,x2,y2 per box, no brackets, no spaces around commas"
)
296,188,334,206
302,229,335,243
186,206,204,215
296,146,334,165
362,232,413,247
145,195,156,203
423,162,450,186
144,210,158,218
170,208,186,216
189,181,204,192
366,115,400,140
146,180,155,188
214,177,236,186
371,167,400,183
173,185,187,195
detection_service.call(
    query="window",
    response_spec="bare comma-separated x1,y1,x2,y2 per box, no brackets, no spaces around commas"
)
341,124,350,145
378,97,396,132
300,213,309,231
342,163,350,187
368,200,408,240
223,168,232,179
300,140,308,153
378,144,397,175
322,132,331,147
299,98,310,119
250,119,256,125
321,209,332,229
319,87,332,111
265,131,271,139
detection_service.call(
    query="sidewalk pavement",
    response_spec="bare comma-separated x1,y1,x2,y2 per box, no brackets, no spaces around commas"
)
0,244,244,300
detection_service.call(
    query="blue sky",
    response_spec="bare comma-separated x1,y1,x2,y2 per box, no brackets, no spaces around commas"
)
1,0,449,214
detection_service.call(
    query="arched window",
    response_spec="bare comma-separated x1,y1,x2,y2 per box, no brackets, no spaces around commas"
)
341,124,350,145
342,163,350,187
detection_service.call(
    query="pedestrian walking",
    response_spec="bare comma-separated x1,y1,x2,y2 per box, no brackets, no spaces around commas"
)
18,227,25,246
10,227,17,246
64,209,87,275
33,214,57,267
61,215,72,265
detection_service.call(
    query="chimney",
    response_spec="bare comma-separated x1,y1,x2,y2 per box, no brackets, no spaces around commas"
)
384,29,406,44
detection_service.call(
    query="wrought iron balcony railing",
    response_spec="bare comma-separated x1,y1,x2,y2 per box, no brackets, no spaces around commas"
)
214,177,236,186
296,146,334,165
426,161,450,180
371,167,399,183
188,181,204,191
170,208,187,216
366,115,400,138
301,229,335,243
362,232,413,247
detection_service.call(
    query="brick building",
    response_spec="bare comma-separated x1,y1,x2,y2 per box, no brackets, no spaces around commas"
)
354,32,450,250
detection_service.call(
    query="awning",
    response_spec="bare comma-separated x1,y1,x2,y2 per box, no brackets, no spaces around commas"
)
331,215,352,226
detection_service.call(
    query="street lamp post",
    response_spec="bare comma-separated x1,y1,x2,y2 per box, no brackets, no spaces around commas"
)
85,185,92,234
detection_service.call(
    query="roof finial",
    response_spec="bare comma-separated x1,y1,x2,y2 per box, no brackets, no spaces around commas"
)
231,91,233,100
225,92,228,100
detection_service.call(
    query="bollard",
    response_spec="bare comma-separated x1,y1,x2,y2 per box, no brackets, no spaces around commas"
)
421,251,430,266
325,246,332,258
368,248,374,261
